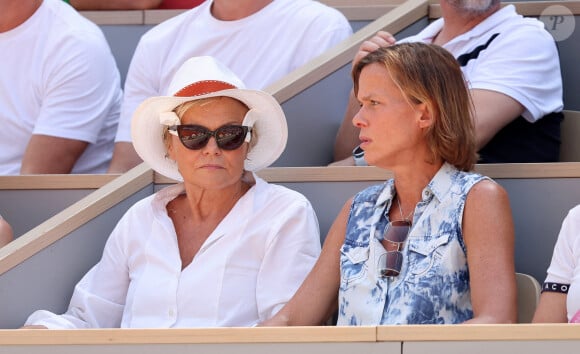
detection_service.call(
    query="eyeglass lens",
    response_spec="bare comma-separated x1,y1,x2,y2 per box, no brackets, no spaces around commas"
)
384,220,411,244
175,124,249,150
379,251,404,277
378,220,411,277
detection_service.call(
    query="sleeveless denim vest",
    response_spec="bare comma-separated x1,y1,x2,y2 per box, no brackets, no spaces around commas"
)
337,163,487,325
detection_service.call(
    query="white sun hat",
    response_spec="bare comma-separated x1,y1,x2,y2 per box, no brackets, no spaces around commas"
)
131,56,288,181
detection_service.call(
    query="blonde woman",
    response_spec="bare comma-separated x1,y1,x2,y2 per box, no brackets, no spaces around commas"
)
23,56,320,329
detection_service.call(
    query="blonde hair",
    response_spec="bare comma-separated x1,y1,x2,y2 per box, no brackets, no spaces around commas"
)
352,42,477,171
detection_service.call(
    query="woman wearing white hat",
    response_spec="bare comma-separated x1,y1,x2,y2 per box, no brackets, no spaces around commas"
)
23,56,321,329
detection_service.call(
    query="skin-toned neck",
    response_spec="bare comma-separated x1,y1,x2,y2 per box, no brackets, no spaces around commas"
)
181,171,252,223
211,0,273,21
433,0,500,46
0,0,42,33
168,171,254,269
391,161,443,220
390,156,444,220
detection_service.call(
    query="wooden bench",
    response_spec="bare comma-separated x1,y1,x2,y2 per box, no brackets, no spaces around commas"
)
2,162,580,328
1,324,580,353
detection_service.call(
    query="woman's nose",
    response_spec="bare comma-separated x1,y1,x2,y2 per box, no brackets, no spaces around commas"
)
352,108,367,128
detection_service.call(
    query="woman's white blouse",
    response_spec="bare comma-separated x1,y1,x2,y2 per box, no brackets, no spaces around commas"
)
25,175,321,328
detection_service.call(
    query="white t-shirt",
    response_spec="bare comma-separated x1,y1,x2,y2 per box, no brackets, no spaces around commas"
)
25,175,321,328
0,0,122,174
402,4,563,123
543,205,580,322
115,0,353,142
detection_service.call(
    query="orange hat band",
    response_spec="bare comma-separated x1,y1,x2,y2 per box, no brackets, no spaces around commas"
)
174,80,237,97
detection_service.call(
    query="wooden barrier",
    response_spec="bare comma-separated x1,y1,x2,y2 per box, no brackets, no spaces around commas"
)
2,162,580,329
0,325,580,353
0,174,118,238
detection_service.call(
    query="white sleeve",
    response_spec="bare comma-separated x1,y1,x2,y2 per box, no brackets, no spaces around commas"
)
33,31,121,143
255,199,321,322
467,23,563,122
24,215,132,329
545,206,580,285
288,8,352,71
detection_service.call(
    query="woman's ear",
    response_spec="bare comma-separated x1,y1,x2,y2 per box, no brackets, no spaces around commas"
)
165,132,176,161
243,143,250,162
416,102,434,129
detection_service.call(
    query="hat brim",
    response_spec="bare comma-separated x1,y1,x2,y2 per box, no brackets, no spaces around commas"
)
131,89,287,181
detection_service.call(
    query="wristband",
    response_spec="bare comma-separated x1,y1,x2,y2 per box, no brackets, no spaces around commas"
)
541,282,570,294
352,145,368,166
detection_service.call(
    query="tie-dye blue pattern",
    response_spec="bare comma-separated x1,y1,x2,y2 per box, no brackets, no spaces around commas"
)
337,163,487,325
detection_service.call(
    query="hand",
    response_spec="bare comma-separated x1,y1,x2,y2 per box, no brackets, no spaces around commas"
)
353,31,396,68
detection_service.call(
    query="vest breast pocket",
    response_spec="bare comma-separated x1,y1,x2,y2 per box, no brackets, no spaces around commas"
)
339,244,369,289
406,233,453,279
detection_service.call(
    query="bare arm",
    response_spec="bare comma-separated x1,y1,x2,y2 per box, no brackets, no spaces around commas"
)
260,199,351,326
20,135,88,174
532,292,568,323
462,180,517,323
107,142,143,173
69,0,163,10
0,217,14,248
471,89,525,150
333,32,396,162
333,29,526,162
333,89,362,161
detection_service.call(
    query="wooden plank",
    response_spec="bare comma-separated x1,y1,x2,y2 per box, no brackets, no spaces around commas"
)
0,327,376,345
0,174,119,190
2,325,580,345
79,10,143,25
144,9,186,24
153,162,580,184
474,162,580,179
266,0,429,103
3,162,580,191
0,164,154,274
377,323,580,341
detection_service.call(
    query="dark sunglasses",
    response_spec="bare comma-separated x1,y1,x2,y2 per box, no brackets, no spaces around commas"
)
378,220,411,277
168,124,251,151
